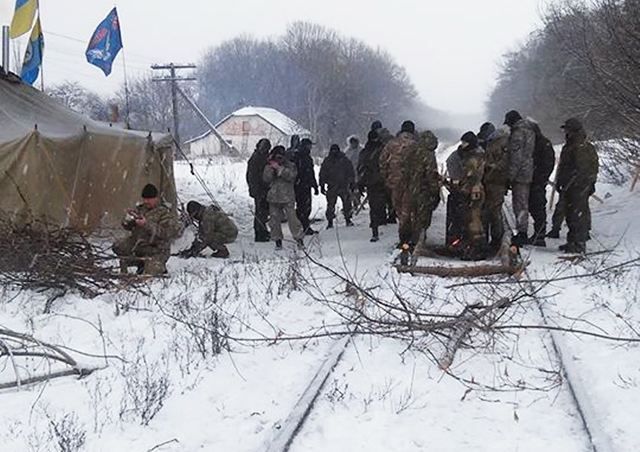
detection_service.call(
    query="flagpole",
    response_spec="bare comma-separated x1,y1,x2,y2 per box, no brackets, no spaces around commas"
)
121,49,131,128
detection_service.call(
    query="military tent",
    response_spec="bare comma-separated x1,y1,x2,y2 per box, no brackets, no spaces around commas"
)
0,72,177,233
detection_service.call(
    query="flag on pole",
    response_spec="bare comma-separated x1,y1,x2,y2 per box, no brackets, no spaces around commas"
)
85,7,123,76
9,0,38,38
20,17,44,85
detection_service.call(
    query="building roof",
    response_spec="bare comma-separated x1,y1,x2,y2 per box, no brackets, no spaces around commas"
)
185,106,310,144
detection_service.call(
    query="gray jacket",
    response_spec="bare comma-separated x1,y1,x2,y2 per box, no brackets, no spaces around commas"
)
507,119,536,184
263,160,298,204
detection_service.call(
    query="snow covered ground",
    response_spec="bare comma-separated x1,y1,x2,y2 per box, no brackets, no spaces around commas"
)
0,157,638,451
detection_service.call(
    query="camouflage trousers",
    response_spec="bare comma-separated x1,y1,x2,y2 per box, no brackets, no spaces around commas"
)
392,189,414,244
483,183,506,245
269,202,304,241
113,237,169,276
511,183,530,235
326,186,353,221
446,191,466,246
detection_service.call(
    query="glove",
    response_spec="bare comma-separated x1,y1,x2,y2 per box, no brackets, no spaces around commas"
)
320,185,327,195
314,187,319,196
357,182,366,193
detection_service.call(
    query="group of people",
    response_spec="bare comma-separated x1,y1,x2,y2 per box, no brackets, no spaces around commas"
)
111,110,599,275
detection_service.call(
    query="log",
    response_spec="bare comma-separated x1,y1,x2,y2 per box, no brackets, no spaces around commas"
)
395,263,524,278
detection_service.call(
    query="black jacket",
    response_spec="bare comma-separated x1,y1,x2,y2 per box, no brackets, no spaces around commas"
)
319,152,355,189
292,150,318,191
246,150,270,199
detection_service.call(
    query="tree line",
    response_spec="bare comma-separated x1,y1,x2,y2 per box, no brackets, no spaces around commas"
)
487,0,640,180
47,21,440,149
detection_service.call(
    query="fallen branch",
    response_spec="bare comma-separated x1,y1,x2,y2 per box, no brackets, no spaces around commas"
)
395,263,526,278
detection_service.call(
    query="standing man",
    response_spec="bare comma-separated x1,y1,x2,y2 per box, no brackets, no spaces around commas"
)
482,126,510,253
179,201,238,258
319,144,356,229
504,110,536,247
285,134,300,161
113,184,181,275
380,120,418,246
528,123,556,246
344,136,363,211
407,130,441,250
556,118,599,254
263,146,305,250
292,138,319,235
246,138,272,242
358,130,387,242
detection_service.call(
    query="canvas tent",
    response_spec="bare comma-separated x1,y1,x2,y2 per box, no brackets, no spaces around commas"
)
0,72,177,232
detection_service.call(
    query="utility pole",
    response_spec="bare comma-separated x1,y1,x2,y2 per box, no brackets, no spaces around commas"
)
2,26,10,73
151,63,196,150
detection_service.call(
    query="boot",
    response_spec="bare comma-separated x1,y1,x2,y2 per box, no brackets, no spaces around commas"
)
326,219,334,230
560,242,585,254
370,227,379,243
346,218,354,227
529,235,547,247
546,228,560,239
305,227,318,236
212,244,230,259
275,240,283,250
511,232,529,247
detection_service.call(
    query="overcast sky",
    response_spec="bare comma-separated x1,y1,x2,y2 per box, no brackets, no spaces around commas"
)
0,0,544,115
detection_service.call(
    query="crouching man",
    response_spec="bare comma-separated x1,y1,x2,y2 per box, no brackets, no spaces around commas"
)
179,201,238,259
113,183,181,275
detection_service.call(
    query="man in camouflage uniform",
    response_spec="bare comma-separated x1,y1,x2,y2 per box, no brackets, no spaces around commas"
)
113,183,181,275
556,118,599,254
246,138,272,242
292,138,319,235
482,126,510,252
263,146,305,250
380,120,418,245
407,130,440,249
179,201,238,259
505,110,536,246
456,132,486,260
319,144,356,229
371,120,396,224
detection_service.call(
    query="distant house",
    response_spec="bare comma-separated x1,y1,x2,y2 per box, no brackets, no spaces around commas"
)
185,106,311,157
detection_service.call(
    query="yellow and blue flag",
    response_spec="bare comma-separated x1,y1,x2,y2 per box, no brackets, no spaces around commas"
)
10,0,38,38
21,17,44,85
86,8,123,76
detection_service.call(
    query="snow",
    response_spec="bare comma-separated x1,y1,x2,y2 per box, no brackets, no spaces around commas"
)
0,156,638,451
227,106,311,137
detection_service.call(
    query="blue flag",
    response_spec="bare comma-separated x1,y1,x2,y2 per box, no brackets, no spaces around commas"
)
85,7,123,76
21,17,44,85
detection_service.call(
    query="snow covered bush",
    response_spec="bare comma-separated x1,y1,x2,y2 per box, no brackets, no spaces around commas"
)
46,412,87,452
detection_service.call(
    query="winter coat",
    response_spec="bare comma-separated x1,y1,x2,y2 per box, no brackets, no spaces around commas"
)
263,159,298,204
122,202,181,255
556,130,599,193
531,123,556,186
483,128,510,186
380,131,417,193
507,118,537,184
198,206,238,245
246,149,270,199
358,139,385,188
446,149,465,181
292,150,318,191
319,152,355,189
408,131,441,210
344,140,363,179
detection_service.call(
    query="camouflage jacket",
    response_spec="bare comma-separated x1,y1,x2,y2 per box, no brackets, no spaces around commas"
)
380,131,417,193
556,132,599,192
246,149,270,199
407,131,441,203
507,119,536,184
319,152,355,189
483,129,510,186
122,202,181,253
198,206,238,244
459,147,485,196
263,159,298,204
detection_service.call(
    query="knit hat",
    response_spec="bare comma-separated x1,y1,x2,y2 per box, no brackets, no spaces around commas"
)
186,201,204,216
367,130,378,141
141,183,159,199
370,120,383,131
400,120,416,134
504,110,522,127
460,131,479,148
561,117,583,131
478,122,496,140
329,144,341,153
